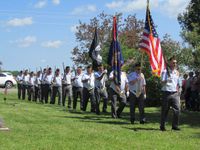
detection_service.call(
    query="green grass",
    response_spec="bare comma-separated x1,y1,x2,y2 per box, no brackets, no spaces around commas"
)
0,91,199,150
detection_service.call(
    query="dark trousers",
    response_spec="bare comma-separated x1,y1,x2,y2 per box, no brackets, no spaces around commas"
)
62,84,73,107
43,84,51,103
94,87,108,114
34,85,41,102
27,85,35,101
22,84,28,100
17,84,22,99
73,86,83,110
41,84,45,102
109,88,126,118
82,87,96,112
51,86,62,105
160,91,180,128
129,92,145,122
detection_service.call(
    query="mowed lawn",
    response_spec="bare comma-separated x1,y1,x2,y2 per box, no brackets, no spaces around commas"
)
0,90,199,150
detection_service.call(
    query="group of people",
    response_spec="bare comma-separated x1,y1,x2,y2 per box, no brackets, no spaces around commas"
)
181,70,200,111
15,57,187,131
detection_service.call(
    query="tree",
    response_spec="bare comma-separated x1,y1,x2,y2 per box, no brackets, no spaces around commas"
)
71,12,145,68
178,0,200,69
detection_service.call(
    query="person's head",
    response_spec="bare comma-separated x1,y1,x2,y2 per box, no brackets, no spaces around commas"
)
87,65,93,74
19,70,23,74
134,63,141,74
195,70,199,77
98,64,104,72
48,67,52,74
189,71,194,78
169,56,177,69
56,68,60,76
183,73,188,80
24,69,28,75
65,66,70,73
43,68,46,73
37,71,41,77
77,66,82,74
30,71,34,77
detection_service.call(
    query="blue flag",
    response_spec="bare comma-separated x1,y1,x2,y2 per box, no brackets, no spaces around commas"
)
108,16,124,85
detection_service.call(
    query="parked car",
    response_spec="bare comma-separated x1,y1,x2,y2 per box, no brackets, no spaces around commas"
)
0,72,17,88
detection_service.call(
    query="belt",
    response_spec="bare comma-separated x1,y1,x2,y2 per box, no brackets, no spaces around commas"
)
163,91,177,94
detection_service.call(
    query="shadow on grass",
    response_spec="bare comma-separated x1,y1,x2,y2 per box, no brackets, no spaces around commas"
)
122,126,159,131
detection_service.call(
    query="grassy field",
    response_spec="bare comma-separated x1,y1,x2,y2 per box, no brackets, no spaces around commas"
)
0,90,199,150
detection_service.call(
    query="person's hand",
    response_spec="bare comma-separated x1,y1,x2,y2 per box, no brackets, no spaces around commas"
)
126,91,130,97
144,94,146,99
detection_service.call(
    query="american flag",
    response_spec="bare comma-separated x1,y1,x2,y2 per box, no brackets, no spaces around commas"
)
139,3,165,77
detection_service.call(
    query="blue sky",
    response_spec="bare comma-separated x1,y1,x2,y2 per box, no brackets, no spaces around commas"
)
0,0,190,71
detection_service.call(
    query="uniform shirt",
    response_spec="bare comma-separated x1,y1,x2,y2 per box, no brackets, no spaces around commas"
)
44,74,53,84
30,76,36,86
41,73,46,84
72,73,83,88
52,75,62,87
82,72,95,90
128,72,146,95
62,72,72,85
94,71,108,89
23,74,30,85
161,69,180,92
109,71,128,93
16,74,23,84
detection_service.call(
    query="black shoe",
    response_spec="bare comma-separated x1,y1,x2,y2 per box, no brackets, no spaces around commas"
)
160,127,166,131
102,110,107,113
140,120,146,124
117,113,121,118
172,127,181,131
131,120,135,124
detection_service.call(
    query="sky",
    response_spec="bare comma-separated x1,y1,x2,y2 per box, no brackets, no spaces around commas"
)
0,0,190,71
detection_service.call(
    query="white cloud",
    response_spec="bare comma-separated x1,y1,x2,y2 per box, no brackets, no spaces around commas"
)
71,5,97,15
52,0,60,5
34,0,47,9
42,40,62,48
106,0,189,18
13,36,37,47
41,59,47,63
160,0,190,18
70,24,78,33
105,0,156,12
7,17,33,27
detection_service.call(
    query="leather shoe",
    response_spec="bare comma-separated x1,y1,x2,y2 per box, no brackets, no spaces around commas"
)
172,127,181,131
160,127,166,131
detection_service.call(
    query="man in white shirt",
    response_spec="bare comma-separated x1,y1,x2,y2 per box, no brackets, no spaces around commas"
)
51,69,62,105
82,65,96,112
94,64,108,114
27,71,35,101
160,56,180,131
62,66,73,108
109,71,129,118
128,63,146,124
43,67,53,104
40,68,47,103
72,66,83,110
34,71,42,102
16,70,23,99
22,69,30,100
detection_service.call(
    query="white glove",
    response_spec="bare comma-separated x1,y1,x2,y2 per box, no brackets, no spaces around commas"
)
104,69,107,74
126,91,130,97
144,94,146,99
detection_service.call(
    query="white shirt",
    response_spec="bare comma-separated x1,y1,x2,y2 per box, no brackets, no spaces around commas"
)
161,69,180,92
52,75,62,87
128,72,146,95
72,73,83,88
82,72,95,90
94,71,108,89
23,74,30,85
62,72,72,84
16,74,23,84
30,76,36,86
109,71,128,93
44,74,53,84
